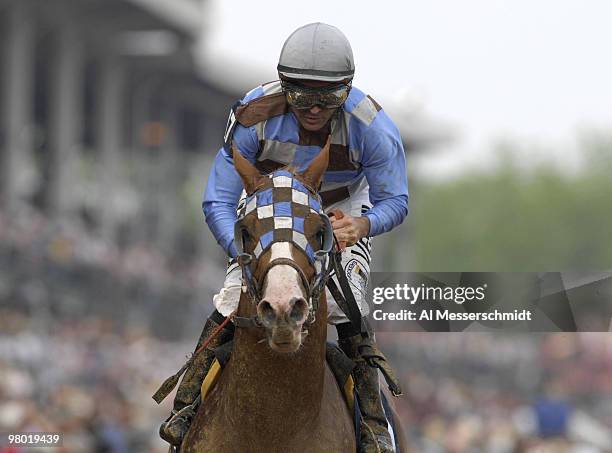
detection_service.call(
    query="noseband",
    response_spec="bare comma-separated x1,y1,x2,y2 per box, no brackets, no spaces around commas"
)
232,171,334,329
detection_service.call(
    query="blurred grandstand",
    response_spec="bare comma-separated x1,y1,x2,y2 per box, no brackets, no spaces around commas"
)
1,1,611,452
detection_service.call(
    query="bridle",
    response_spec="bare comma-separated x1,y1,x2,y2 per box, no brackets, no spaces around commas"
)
232,171,334,329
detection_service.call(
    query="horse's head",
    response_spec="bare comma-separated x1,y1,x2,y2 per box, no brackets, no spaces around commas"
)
232,137,333,353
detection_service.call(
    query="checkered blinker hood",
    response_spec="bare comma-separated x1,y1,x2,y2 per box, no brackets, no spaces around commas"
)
234,170,333,266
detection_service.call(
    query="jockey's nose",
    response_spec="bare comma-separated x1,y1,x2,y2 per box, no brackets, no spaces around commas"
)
258,297,309,326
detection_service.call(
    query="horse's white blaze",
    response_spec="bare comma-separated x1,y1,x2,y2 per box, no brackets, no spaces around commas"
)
262,243,305,306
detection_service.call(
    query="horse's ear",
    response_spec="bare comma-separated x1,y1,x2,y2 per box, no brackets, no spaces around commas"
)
233,145,264,194
300,135,330,190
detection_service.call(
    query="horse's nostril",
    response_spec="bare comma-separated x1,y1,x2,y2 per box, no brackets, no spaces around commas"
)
258,300,276,325
289,297,309,323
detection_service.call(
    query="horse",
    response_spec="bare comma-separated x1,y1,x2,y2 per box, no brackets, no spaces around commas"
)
181,138,404,452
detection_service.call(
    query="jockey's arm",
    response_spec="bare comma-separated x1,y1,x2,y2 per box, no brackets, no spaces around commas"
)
360,111,409,236
203,124,259,258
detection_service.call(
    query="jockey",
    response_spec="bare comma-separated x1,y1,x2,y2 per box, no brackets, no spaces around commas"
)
160,22,409,453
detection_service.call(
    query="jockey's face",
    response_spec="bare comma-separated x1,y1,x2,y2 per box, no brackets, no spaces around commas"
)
288,80,339,132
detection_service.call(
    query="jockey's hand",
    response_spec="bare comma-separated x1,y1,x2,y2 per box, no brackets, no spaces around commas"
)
328,208,370,252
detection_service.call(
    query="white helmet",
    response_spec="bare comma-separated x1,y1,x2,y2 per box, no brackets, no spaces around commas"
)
277,23,355,82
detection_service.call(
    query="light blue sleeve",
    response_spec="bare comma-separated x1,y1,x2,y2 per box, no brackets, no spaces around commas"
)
202,122,259,257
360,111,409,236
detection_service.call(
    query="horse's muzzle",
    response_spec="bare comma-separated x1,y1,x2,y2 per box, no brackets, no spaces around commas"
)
257,297,309,353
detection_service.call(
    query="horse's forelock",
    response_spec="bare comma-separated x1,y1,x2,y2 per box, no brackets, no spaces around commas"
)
272,166,317,195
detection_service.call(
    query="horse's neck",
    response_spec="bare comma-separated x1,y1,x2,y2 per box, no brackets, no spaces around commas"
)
223,293,328,430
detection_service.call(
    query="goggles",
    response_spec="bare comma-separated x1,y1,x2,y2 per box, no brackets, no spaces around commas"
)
281,80,351,109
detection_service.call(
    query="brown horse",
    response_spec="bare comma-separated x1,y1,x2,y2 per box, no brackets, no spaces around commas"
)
181,139,407,452
181,139,355,453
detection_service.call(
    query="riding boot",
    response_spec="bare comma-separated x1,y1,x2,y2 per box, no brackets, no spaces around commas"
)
159,310,234,446
337,321,395,453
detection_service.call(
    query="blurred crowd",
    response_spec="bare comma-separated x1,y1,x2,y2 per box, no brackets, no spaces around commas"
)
380,332,612,452
0,203,223,339
1,206,611,452
0,203,220,295
0,204,219,452
0,311,183,452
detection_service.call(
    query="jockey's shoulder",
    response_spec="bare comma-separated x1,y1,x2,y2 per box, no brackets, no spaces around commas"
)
235,81,387,130
342,87,385,128
234,81,285,127
242,80,284,103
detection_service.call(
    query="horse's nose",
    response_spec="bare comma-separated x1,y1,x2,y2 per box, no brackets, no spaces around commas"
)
258,297,309,326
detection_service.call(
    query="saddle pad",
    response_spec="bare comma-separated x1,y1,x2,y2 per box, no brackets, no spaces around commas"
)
200,359,222,402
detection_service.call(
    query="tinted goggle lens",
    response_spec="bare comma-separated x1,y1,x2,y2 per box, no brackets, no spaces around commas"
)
282,82,350,109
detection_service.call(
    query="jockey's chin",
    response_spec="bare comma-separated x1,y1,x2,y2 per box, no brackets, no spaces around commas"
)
290,105,337,132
